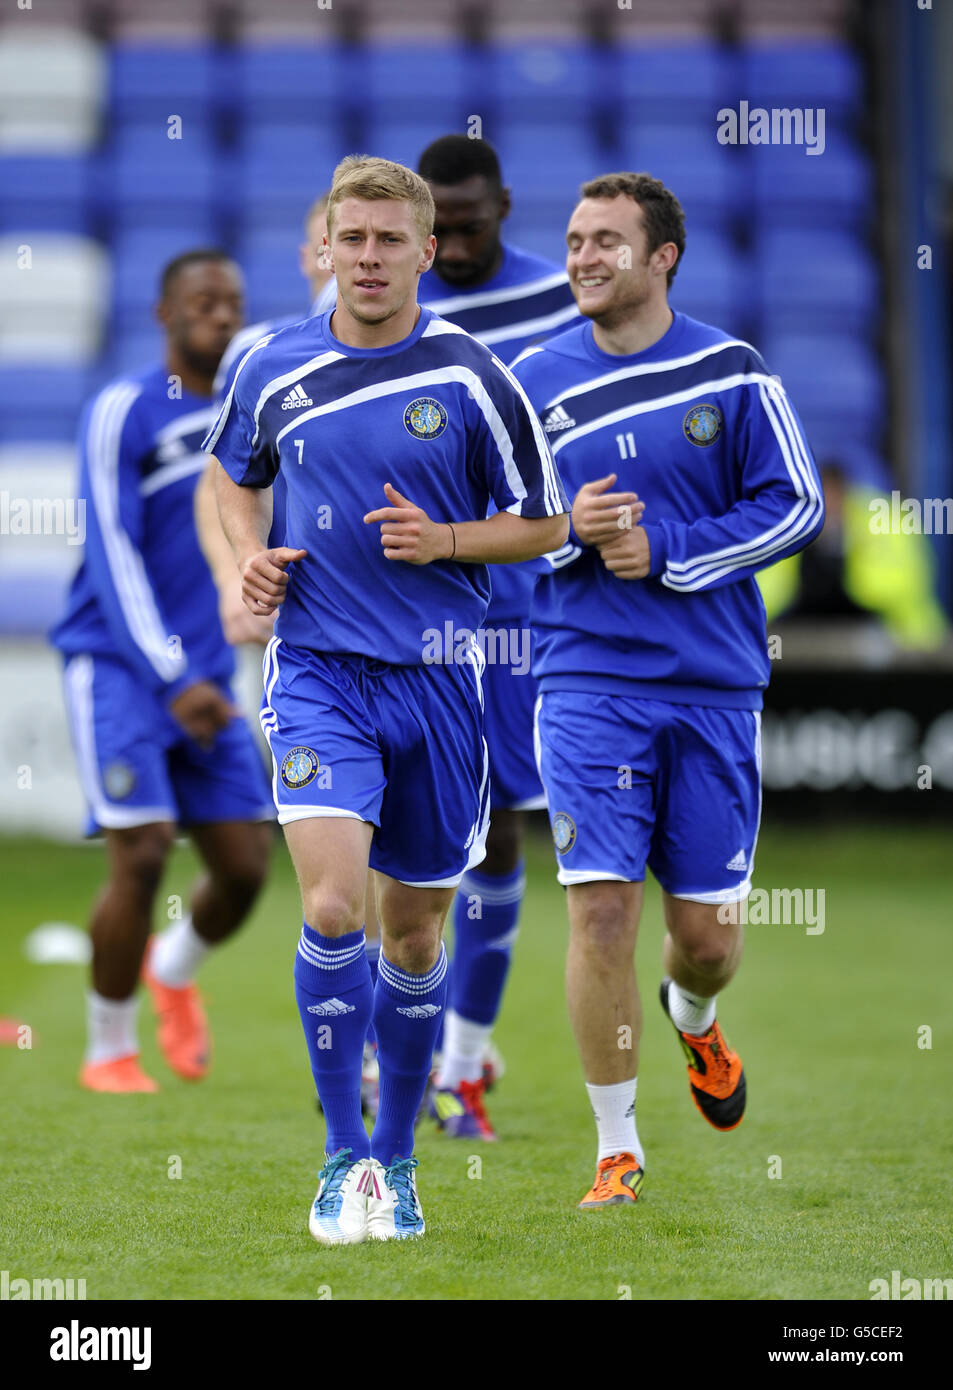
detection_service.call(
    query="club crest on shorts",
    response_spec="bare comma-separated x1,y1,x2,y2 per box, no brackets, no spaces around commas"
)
280,746,320,790
103,761,136,800
403,397,448,439
683,403,723,446
552,812,577,854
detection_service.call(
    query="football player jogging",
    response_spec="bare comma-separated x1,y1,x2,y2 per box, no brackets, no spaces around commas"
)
204,157,568,1244
511,173,824,1208
413,135,579,1140
51,250,274,1093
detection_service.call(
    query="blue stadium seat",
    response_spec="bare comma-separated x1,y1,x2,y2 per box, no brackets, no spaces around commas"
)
111,227,225,315
105,323,164,375
491,42,611,121
0,366,90,442
742,42,863,128
361,119,453,174
756,228,879,333
0,154,91,234
109,43,218,124
751,134,873,229
669,229,752,339
233,44,345,123
106,123,219,227
358,42,492,119
616,41,740,122
237,230,310,321
501,212,567,268
759,332,884,450
618,125,742,231
496,124,603,207
235,124,341,230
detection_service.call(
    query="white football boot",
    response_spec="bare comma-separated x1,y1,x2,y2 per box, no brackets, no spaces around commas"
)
308,1149,370,1246
365,1156,425,1240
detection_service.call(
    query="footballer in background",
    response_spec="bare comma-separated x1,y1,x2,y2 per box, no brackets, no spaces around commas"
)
512,172,824,1207
411,133,578,1141
50,250,274,1093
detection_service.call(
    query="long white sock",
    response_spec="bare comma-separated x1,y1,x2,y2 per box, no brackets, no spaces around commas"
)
150,916,211,988
586,1078,644,1166
86,991,138,1064
668,981,716,1035
437,1010,491,1090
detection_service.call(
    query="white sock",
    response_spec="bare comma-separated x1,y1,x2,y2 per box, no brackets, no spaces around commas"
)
437,1010,492,1090
668,981,716,1035
150,916,211,988
85,991,138,1064
586,1078,644,1166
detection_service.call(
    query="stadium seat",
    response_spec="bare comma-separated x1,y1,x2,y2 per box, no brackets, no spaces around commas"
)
0,28,104,152
237,230,311,321
111,226,226,318
756,227,880,333
0,366,90,443
490,41,610,121
501,213,567,268
618,125,742,231
233,44,345,124
751,135,873,231
234,124,345,231
106,123,219,228
497,124,604,206
0,234,108,364
759,331,885,449
109,43,219,126
356,42,492,121
105,324,165,376
615,41,740,124
669,229,752,339
111,0,220,41
0,154,91,235
742,41,864,127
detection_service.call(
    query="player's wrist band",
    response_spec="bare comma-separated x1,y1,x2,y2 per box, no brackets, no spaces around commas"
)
447,522,456,558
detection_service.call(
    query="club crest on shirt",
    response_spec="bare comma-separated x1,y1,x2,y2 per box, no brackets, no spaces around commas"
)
103,761,136,800
552,812,576,854
280,746,320,790
683,403,723,446
403,397,448,439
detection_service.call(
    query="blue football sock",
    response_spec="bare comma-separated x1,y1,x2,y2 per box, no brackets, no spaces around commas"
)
293,922,373,1160
370,944,448,1163
365,937,380,1047
451,862,524,1025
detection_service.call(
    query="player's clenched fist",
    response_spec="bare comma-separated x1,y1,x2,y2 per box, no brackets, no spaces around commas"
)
364,482,454,565
599,526,651,580
571,473,644,545
240,546,308,615
168,680,239,749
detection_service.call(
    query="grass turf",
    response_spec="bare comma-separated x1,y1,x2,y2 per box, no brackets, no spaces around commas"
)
1,823,951,1301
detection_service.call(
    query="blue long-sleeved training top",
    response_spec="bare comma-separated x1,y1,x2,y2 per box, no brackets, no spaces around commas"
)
510,311,825,709
50,365,234,700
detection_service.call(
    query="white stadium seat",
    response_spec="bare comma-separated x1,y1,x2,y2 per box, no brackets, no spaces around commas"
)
0,234,109,364
0,27,104,152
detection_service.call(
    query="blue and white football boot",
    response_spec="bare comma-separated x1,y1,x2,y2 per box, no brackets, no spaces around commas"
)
308,1148,369,1246
366,1156,426,1240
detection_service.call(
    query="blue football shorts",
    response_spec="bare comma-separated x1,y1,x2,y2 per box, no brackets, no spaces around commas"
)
260,637,491,888
62,653,274,834
481,639,546,812
534,690,762,902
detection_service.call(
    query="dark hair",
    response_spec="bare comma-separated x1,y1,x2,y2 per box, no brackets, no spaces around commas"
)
159,248,233,299
579,172,686,286
417,133,503,192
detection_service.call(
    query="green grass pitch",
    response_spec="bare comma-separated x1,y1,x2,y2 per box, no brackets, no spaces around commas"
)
1,823,950,1301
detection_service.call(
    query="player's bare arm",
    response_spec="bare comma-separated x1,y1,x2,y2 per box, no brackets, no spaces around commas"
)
195,458,277,643
364,481,568,564
212,458,307,615
571,473,644,545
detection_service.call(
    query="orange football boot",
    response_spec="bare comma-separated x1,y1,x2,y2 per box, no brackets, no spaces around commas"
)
659,977,746,1130
79,1054,159,1093
578,1153,644,1209
142,938,210,1081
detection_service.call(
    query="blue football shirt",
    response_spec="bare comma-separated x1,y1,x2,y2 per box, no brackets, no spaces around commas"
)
204,306,567,666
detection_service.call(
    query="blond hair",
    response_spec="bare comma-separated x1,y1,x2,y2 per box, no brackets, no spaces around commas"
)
326,155,435,244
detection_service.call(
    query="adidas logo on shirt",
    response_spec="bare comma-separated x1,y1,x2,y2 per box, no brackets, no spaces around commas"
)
281,383,314,410
307,998,355,1016
396,1003,442,1018
544,404,576,433
726,849,748,872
